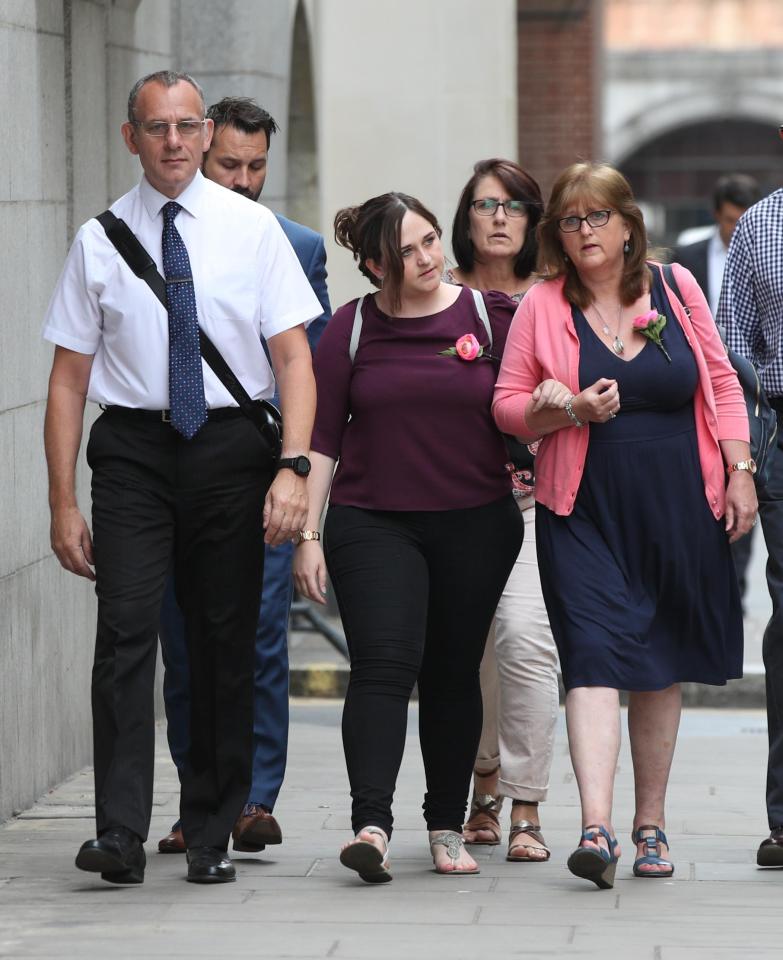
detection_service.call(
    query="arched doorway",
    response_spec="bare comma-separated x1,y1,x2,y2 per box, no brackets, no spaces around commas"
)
619,118,782,246
286,2,319,231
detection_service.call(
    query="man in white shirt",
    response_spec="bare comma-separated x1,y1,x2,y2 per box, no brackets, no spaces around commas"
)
42,70,320,885
157,97,332,858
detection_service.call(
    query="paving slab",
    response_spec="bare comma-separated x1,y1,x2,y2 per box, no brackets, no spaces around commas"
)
0,702,781,960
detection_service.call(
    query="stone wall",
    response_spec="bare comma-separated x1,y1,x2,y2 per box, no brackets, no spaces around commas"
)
313,0,518,309
0,0,178,822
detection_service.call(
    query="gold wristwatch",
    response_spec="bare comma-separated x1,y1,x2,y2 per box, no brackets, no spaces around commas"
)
726,459,757,476
297,529,321,544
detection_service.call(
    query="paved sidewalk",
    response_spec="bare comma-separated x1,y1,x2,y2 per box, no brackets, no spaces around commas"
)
0,702,780,959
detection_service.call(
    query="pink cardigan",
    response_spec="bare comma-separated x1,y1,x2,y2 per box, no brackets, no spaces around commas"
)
492,263,749,518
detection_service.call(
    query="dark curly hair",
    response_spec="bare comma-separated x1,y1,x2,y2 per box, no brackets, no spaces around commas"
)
334,192,442,314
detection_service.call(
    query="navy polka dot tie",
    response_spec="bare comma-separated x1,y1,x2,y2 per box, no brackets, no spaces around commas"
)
162,201,207,439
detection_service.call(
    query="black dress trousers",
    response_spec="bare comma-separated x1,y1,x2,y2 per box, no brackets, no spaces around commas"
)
86,409,274,849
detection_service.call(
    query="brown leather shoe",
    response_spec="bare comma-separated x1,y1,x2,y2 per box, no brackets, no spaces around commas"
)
757,826,783,866
232,804,283,852
158,825,186,854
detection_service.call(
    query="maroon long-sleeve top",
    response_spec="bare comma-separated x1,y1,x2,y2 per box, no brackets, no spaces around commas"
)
311,286,516,511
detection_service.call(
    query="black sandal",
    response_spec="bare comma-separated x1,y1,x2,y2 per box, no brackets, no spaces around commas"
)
631,824,674,878
567,824,619,889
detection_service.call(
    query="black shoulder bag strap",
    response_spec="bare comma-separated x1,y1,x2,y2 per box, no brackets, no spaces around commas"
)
661,262,690,318
662,261,777,484
95,210,282,452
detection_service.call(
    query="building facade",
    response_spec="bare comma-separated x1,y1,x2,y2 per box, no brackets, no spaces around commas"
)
0,0,518,821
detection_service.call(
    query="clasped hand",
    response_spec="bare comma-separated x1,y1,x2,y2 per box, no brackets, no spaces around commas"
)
531,377,620,423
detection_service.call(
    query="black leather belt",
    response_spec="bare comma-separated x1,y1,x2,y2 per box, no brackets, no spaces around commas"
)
103,405,244,423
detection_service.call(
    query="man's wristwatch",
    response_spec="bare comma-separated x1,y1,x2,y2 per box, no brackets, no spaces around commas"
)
727,459,757,476
277,455,311,477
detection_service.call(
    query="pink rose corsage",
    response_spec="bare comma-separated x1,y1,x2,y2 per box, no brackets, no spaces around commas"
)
439,333,496,361
633,310,672,362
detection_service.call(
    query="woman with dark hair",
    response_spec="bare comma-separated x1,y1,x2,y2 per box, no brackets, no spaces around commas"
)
494,162,755,888
293,192,524,882
449,158,542,294
447,160,559,864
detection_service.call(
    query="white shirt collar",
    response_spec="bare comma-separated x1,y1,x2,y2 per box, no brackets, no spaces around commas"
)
139,168,207,221
708,226,726,255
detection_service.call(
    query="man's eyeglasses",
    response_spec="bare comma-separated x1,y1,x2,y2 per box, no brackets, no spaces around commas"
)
133,119,207,138
558,209,612,233
471,198,527,219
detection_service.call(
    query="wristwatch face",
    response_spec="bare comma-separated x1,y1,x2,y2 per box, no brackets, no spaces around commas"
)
282,455,311,477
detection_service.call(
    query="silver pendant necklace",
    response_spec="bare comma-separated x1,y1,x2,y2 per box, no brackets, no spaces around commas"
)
592,302,624,355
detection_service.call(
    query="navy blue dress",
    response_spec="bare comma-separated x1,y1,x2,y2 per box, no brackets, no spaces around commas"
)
536,271,743,691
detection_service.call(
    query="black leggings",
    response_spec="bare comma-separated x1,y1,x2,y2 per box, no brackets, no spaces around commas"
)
324,495,524,838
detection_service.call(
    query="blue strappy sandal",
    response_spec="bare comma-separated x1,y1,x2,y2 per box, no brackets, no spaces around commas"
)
631,824,674,878
567,824,620,889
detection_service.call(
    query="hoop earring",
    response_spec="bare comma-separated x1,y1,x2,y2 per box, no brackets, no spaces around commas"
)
377,275,384,289
623,240,630,255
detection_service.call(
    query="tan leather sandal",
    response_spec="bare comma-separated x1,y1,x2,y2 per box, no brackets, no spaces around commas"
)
463,793,502,845
506,820,551,862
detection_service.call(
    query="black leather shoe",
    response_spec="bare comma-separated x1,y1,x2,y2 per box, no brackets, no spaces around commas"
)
186,846,236,884
75,826,146,883
757,826,783,866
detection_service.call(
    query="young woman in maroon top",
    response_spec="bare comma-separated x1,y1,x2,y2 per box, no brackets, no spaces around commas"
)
293,192,524,882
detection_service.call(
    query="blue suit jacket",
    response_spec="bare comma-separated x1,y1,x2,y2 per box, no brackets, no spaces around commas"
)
673,237,710,305
275,213,331,352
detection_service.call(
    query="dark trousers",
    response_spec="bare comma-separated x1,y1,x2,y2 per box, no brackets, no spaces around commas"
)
86,410,273,849
758,417,783,828
731,525,756,608
324,495,524,839
160,539,293,810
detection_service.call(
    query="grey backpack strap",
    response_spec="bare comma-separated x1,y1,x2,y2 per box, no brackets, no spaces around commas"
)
348,296,365,364
471,288,492,350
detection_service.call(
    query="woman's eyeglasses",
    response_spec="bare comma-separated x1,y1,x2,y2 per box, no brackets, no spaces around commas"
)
471,198,527,219
558,209,612,233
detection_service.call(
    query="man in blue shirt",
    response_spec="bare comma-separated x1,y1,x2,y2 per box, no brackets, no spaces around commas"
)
718,133,783,867
158,97,331,855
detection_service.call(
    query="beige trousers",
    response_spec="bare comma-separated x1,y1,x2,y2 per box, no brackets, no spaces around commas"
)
475,503,560,802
